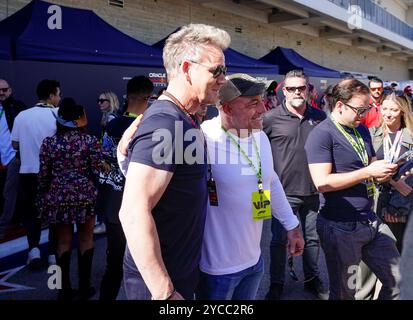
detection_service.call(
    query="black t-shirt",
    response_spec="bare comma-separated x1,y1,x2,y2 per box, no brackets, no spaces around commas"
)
305,117,376,222
127,99,208,291
263,102,326,196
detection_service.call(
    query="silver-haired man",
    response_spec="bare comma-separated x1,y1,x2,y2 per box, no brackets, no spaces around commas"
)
119,24,230,300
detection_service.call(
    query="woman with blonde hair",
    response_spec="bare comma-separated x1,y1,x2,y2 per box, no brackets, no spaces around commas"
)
370,91,413,252
97,90,119,134
95,90,119,234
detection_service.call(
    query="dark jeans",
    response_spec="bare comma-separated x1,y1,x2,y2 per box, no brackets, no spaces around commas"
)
317,214,400,300
269,195,320,284
99,222,126,300
0,157,20,237
20,173,57,255
123,245,198,300
355,221,407,300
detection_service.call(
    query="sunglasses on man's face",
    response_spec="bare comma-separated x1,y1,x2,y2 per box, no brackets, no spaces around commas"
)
370,87,383,92
344,103,372,117
97,98,109,104
189,60,227,79
0,87,10,93
285,86,307,93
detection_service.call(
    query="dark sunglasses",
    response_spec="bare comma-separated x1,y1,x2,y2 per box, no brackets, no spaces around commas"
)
288,255,317,283
285,86,307,93
288,255,300,282
0,87,10,93
344,103,372,117
97,98,109,104
383,90,409,101
370,87,383,92
189,60,227,79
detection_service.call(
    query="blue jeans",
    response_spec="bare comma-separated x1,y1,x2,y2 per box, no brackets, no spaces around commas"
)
269,195,320,284
197,256,264,300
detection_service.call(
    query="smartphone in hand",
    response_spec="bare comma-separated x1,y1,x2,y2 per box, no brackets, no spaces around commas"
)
393,150,413,165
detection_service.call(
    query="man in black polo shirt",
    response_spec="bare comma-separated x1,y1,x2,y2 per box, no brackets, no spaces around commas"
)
263,70,327,300
305,79,400,300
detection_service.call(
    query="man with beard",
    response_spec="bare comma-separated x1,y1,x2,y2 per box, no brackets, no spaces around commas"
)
197,74,304,300
263,70,328,300
361,77,384,128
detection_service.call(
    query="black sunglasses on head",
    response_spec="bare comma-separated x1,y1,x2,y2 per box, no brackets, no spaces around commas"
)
97,98,109,104
0,87,10,93
382,90,410,102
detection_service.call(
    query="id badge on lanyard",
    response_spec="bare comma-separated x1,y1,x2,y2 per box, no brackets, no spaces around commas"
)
208,178,219,206
252,189,272,221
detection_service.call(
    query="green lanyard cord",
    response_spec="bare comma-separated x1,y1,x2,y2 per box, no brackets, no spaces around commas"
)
221,126,262,183
124,111,138,118
331,116,369,166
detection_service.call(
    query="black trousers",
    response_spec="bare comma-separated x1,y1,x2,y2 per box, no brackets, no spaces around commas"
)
99,222,126,300
20,173,57,255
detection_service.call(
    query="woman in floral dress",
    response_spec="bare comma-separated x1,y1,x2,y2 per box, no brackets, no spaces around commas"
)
37,98,102,300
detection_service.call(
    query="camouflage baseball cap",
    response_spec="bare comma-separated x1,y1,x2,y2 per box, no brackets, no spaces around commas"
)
219,73,274,104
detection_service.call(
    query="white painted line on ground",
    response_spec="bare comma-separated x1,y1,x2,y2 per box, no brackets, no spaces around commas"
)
0,225,79,259
0,229,49,259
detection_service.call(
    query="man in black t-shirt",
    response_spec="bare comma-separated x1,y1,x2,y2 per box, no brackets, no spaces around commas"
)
305,79,401,300
118,24,231,300
263,70,328,300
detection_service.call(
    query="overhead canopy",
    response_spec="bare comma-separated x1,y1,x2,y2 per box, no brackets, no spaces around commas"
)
259,47,341,78
153,28,278,75
0,0,163,67
0,35,11,59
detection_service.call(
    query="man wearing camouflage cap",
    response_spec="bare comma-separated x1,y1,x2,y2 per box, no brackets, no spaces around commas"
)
197,73,304,300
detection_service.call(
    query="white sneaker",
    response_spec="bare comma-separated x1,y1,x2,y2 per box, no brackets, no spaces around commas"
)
27,247,41,269
48,254,56,266
93,222,106,235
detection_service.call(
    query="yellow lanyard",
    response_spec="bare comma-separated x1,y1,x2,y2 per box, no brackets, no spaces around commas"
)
331,116,369,166
221,126,263,191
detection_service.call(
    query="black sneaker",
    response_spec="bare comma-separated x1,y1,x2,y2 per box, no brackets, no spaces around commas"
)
265,283,284,300
304,277,329,300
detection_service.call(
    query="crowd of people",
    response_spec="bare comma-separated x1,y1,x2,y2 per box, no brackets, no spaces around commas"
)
1,23,413,301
